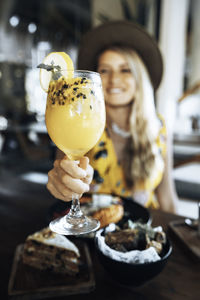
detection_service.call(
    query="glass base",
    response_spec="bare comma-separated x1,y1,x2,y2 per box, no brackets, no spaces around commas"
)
49,214,100,235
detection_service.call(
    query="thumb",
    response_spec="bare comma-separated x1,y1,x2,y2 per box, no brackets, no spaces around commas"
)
79,156,89,170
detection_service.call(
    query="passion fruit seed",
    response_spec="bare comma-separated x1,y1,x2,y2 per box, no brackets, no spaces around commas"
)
48,77,93,105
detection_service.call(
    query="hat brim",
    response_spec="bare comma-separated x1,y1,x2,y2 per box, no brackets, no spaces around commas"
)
78,21,163,90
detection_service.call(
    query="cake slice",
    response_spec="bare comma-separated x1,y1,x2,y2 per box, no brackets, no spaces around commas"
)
22,227,80,275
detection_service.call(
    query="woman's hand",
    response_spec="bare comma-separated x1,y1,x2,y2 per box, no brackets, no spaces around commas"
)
47,156,93,202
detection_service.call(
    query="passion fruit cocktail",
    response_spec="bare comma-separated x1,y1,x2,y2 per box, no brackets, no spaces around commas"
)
38,52,105,235
46,74,105,160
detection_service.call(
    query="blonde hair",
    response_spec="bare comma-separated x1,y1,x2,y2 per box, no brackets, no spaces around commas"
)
104,46,163,187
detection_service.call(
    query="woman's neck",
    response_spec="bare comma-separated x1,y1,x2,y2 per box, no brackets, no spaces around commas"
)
106,103,132,131
106,103,133,163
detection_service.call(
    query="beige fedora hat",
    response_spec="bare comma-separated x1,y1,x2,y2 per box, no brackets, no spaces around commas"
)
78,20,163,90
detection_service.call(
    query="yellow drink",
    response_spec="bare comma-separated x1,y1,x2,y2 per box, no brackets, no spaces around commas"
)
45,74,105,159
39,53,103,234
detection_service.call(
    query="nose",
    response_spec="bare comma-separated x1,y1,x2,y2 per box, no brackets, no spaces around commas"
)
108,70,121,84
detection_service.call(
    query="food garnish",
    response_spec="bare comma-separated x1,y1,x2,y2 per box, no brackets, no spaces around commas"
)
38,52,74,92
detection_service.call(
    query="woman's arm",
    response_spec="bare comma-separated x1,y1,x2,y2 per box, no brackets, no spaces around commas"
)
156,134,178,213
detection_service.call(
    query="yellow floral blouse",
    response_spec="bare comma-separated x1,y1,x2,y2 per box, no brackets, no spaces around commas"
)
86,115,167,209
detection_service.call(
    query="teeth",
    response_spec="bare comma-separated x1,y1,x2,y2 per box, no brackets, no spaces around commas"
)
108,88,123,94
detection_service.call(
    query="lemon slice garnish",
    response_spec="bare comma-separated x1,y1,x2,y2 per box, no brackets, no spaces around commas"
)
39,52,74,92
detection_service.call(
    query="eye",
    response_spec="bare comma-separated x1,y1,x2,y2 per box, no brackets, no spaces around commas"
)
121,68,131,73
98,68,110,74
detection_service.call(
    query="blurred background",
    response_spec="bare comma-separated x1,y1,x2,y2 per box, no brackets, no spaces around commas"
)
0,0,200,218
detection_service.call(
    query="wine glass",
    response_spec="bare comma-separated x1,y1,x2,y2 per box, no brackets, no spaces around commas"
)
45,70,106,235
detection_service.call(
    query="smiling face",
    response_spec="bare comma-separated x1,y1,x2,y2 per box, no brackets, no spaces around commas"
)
97,50,137,107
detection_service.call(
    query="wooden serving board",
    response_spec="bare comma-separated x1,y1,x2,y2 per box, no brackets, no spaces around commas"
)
8,240,95,299
169,219,200,261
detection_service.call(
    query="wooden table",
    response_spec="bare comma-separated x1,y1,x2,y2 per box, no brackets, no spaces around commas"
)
0,180,200,300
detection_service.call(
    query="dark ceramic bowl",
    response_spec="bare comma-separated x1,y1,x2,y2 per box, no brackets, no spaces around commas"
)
48,196,152,225
95,228,172,286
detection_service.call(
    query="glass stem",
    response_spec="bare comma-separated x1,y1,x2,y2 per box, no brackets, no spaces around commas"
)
68,196,83,218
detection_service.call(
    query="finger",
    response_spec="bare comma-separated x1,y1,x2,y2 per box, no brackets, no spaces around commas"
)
53,161,70,181
47,172,81,201
79,156,89,170
83,164,94,184
47,181,67,201
62,173,90,194
48,169,68,198
51,165,89,194
60,158,87,178
47,181,81,202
